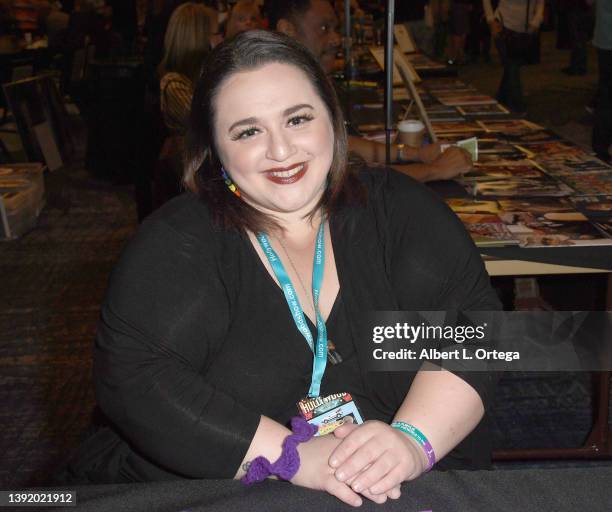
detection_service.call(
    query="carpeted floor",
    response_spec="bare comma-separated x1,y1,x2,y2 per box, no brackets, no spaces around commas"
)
0,31,611,491
0,167,137,489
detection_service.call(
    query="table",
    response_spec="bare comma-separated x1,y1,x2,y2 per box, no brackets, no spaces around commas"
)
340,73,612,462
55,467,612,512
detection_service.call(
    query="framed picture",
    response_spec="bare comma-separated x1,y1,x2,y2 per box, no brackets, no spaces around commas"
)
2,74,73,171
394,24,417,53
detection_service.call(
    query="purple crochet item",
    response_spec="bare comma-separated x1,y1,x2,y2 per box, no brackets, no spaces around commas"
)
241,416,318,485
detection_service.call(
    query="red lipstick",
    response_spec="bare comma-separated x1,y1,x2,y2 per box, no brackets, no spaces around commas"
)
264,162,308,185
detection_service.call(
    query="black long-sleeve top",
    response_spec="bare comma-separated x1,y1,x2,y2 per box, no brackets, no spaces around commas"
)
91,168,501,482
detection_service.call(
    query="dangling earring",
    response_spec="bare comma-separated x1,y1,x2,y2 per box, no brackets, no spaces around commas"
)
221,166,241,197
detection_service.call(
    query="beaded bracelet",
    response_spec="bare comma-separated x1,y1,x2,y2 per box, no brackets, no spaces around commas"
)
241,416,318,485
390,421,436,472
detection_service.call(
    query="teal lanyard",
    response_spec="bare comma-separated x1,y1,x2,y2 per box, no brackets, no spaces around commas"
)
256,222,327,398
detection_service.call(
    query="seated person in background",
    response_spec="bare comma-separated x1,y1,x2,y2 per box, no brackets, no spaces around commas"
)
155,2,217,205
268,0,472,181
71,31,499,506
158,2,218,137
268,0,473,182
225,0,263,39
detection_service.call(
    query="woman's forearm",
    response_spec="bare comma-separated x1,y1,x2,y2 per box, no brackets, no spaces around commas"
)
392,364,485,463
234,415,291,479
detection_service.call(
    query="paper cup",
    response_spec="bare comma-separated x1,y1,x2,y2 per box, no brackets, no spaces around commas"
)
398,120,425,148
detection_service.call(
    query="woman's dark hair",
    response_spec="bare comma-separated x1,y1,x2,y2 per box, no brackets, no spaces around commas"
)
184,29,365,234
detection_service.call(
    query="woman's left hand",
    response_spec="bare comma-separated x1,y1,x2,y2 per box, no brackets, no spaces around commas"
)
328,420,428,495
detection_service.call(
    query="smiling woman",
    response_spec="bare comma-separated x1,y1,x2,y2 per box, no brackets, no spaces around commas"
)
70,31,502,508
184,29,356,235
213,64,334,216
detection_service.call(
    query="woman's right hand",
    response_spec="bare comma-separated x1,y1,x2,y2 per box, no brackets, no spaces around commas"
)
292,434,363,506
291,432,401,507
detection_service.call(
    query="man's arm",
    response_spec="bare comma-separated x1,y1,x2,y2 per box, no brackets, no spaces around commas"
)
348,135,473,182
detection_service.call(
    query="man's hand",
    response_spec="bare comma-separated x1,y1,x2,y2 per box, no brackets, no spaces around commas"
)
429,146,473,180
417,142,442,164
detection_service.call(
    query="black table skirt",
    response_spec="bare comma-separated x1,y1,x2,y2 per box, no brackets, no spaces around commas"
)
51,467,612,512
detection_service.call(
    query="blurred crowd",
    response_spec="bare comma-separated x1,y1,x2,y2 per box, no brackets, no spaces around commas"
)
1,0,610,215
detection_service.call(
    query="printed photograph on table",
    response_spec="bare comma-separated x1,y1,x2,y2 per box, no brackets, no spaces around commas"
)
455,213,520,247
592,217,612,237
446,198,502,214
462,162,547,181
537,156,612,175
519,141,586,158
477,119,543,132
496,198,611,247
478,138,524,153
438,131,486,143
559,172,612,196
477,151,531,163
436,94,497,106
426,104,462,114
570,195,612,217
431,121,482,133
498,197,577,214
499,213,612,247
466,177,575,198
457,104,510,116
427,110,466,122
503,129,563,145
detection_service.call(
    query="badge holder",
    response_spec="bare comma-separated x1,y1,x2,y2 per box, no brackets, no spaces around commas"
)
297,392,364,436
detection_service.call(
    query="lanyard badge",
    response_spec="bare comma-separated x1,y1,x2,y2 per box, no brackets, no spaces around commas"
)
298,392,364,436
256,223,363,434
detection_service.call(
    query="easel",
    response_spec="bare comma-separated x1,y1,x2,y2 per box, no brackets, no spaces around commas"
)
396,64,437,144
383,10,437,163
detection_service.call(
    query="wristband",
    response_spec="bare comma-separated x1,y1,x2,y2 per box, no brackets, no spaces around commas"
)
241,416,318,485
391,421,436,472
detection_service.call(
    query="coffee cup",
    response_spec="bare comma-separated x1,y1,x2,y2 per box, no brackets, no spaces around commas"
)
398,120,425,148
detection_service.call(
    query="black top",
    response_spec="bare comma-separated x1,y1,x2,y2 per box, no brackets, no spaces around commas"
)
89,168,501,483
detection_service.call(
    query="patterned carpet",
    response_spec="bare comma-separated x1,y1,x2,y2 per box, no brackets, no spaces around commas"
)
0,167,137,488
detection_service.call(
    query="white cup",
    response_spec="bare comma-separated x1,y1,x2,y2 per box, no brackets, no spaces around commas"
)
398,120,425,148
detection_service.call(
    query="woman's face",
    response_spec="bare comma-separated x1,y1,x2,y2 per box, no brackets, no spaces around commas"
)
213,62,334,218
